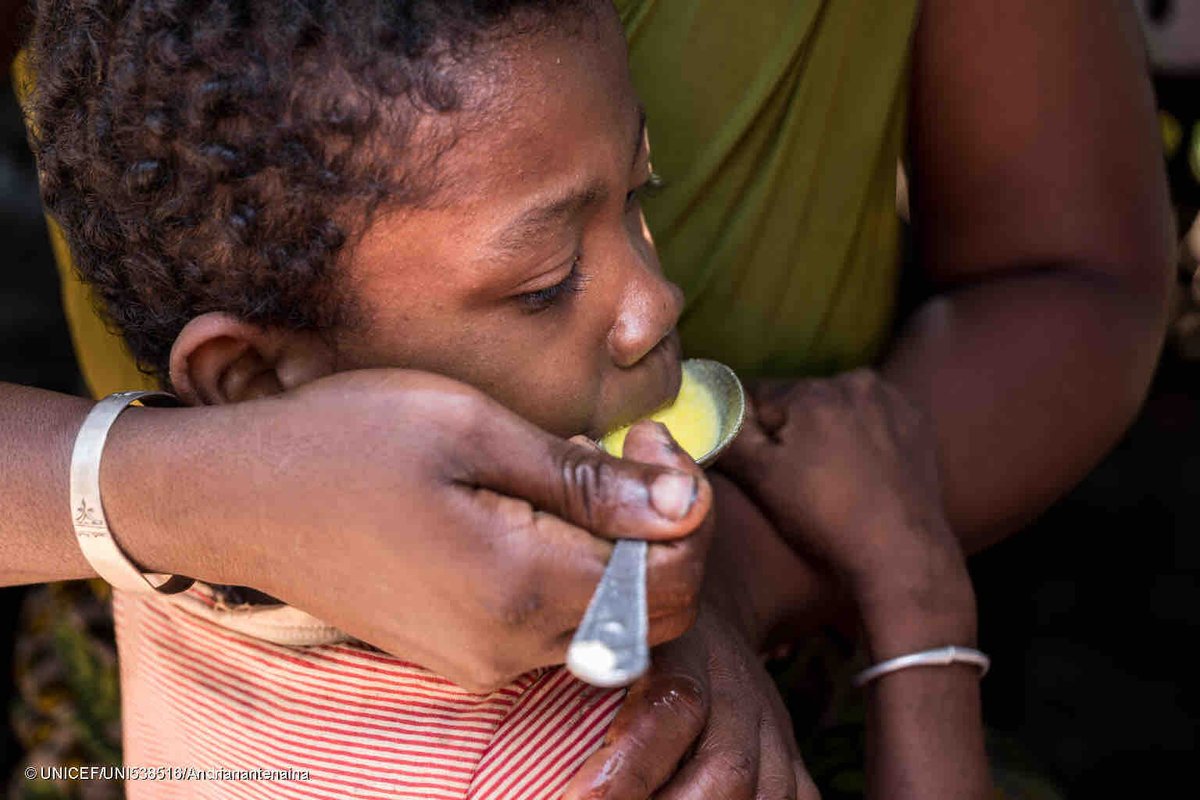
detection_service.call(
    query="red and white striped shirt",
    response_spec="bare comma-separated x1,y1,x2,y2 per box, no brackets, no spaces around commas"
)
113,585,625,799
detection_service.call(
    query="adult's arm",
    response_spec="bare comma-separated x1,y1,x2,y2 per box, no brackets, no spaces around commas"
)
718,371,993,799
0,372,713,690
894,0,1173,549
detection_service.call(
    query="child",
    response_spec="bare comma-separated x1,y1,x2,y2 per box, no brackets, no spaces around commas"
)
30,2,687,797
28,2,992,799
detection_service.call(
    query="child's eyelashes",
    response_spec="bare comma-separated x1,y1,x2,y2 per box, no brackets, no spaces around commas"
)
516,172,663,314
517,255,587,312
624,170,666,211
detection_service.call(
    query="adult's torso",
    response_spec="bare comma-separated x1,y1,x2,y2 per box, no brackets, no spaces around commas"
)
618,0,917,377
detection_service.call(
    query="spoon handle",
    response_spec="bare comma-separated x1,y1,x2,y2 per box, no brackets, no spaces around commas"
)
566,538,649,688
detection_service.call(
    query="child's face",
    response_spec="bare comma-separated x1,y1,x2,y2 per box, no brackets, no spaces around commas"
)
333,10,683,439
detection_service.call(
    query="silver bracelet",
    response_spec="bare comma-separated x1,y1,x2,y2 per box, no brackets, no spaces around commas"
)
70,391,195,594
852,645,990,688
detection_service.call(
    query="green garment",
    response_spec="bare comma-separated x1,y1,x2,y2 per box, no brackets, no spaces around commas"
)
618,0,917,377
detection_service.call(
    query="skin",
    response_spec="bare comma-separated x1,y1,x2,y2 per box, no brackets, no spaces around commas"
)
327,17,683,440
570,0,1174,795
719,371,990,800
166,10,814,795
567,371,992,800
3,6,806,795
158,7,738,686
0,0,1173,796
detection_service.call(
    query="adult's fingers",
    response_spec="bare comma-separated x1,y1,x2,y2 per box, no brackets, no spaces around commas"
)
561,631,711,800
624,423,716,643
653,690,760,800
756,715,805,800
716,395,777,487
457,421,713,664
795,763,822,800
460,488,707,670
747,378,796,435
457,405,712,542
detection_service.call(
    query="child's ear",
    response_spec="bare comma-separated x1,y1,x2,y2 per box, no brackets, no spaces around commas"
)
168,312,336,405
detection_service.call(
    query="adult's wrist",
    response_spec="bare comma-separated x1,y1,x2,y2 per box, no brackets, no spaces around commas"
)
860,598,978,664
854,545,978,662
99,402,249,587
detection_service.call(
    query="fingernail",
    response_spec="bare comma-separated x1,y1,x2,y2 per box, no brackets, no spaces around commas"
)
650,471,697,521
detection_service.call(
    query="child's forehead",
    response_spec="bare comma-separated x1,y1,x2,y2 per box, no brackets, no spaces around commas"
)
416,15,639,209
348,6,639,287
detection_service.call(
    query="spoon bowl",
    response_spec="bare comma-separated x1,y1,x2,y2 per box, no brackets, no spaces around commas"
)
596,358,746,466
569,358,745,688
681,358,746,467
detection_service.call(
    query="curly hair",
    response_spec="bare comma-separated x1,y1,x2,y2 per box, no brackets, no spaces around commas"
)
28,0,592,384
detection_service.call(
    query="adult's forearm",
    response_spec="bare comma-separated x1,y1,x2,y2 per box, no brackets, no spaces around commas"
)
0,381,235,587
857,539,988,800
864,667,989,800
1,382,102,584
882,267,1168,551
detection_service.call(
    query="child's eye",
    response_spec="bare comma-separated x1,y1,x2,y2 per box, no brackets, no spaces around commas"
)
517,255,585,312
625,171,665,211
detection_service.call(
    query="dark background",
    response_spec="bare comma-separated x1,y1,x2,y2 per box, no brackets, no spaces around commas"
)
2,17,1199,800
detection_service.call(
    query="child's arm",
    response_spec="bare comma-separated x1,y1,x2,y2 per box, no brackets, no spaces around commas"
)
855,527,989,800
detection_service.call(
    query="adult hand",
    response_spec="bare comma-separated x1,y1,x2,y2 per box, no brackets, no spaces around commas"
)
107,368,713,691
717,369,973,645
717,376,989,800
563,605,819,800
561,428,819,800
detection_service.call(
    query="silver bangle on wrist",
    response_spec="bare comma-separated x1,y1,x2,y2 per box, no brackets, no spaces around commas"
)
70,390,195,594
852,645,990,688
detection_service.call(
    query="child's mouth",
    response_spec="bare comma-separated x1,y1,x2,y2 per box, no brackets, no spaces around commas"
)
636,331,684,413
596,332,683,437
600,360,722,461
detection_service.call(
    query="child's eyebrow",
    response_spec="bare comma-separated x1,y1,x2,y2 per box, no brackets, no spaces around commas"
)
493,180,609,257
490,104,647,259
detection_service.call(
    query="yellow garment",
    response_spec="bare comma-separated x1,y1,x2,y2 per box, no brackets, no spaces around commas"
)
17,0,916,396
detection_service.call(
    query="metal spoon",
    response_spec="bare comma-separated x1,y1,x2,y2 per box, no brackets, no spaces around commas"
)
566,359,746,688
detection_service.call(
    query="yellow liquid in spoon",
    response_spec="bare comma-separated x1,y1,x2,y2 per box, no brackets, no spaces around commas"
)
600,367,721,462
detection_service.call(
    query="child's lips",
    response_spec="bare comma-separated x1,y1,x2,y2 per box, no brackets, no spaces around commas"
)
591,333,683,439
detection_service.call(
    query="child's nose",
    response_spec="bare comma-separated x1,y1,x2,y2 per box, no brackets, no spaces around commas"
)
607,268,685,368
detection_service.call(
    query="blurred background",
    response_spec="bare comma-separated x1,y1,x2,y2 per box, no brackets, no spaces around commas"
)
1,1,1197,798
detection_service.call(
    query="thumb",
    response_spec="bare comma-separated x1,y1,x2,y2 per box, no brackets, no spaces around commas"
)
459,411,711,542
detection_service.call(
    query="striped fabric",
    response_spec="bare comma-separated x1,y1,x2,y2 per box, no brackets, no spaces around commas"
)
112,586,625,799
